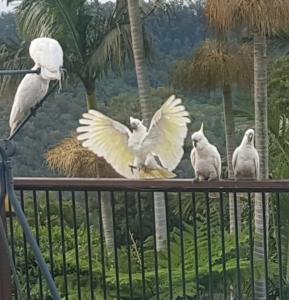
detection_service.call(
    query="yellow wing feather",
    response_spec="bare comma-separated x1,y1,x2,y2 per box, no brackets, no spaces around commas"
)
141,95,190,171
77,110,135,178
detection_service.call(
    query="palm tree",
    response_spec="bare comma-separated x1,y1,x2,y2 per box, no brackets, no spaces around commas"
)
127,0,167,251
172,39,253,232
5,0,133,110
2,0,134,256
205,0,289,297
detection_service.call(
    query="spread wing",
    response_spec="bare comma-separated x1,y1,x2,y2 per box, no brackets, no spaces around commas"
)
77,110,135,178
29,37,63,81
141,95,190,171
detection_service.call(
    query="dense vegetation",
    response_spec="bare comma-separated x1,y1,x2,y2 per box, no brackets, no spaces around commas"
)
1,1,289,299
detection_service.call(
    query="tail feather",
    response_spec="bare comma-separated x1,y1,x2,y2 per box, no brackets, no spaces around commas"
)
140,167,176,179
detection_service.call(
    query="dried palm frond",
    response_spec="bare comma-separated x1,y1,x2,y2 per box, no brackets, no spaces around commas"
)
206,0,289,35
171,39,253,91
45,136,121,178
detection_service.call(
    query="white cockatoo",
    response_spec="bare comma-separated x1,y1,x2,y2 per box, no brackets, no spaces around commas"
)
77,95,190,178
9,67,50,133
190,123,222,182
232,128,259,180
9,37,63,134
29,37,63,81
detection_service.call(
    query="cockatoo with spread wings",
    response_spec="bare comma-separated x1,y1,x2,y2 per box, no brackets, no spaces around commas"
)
9,37,63,134
77,95,190,178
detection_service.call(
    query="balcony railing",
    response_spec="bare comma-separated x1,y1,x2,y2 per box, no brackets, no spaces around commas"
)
3,178,289,299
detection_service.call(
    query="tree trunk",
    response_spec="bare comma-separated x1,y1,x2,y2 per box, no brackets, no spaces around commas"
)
222,85,241,234
86,87,97,110
253,34,269,300
84,86,115,256
127,0,151,127
154,192,167,252
127,0,167,251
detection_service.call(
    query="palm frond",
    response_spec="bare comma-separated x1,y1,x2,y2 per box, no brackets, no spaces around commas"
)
171,39,253,91
16,0,84,60
205,0,289,35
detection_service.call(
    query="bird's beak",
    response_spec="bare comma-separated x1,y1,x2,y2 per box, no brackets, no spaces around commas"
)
248,134,253,142
193,140,197,148
130,123,137,131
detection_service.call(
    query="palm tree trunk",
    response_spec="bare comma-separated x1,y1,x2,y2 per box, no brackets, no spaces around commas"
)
84,84,115,256
253,33,269,300
127,0,151,127
222,85,241,234
127,0,167,251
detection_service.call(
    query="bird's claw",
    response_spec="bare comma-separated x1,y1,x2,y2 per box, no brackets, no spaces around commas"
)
129,165,137,174
192,177,199,183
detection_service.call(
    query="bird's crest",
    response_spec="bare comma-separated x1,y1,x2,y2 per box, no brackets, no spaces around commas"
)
200,122,204,133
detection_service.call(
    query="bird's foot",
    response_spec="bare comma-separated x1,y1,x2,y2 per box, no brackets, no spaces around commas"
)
208,177,218,182
192,177,200,183
129,165,138,174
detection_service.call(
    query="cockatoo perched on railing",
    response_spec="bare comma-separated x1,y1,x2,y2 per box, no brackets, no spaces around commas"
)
232,129,259,180
9,37,63,134
77,95,190,179
190,123,222,182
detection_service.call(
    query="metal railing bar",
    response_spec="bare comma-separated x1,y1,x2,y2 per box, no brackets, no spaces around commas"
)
0,215,24,300
219,192,227,300
6,168,61,300
276,193,283,299
206,193,213,299
45,191,54,279
124,192,133,299
262,192,269,297
33,191,43,300
248,193,255,298
72,191,82,300
7,197,17,299
58,191,68,300
98,192,107,300
84,191,94,299
178,192,186,298
111,192,121,299
151,192,160,300
137,192,146,299
192,192,199,298
0,69,40,76
164,192,173,300
233,192,241,299
20,190,31,300
14,178,289,192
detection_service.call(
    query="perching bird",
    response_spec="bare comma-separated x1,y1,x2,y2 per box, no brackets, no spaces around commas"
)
232,128,259,180
29,37,63,81
77,95,190,178
190,123,222,182
9,37,63,134
9,66,50,133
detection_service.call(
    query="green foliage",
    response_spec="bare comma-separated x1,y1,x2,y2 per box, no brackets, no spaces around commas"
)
10,191,282,299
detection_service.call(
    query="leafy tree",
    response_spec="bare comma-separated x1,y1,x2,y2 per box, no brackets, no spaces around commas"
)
205,1,289,296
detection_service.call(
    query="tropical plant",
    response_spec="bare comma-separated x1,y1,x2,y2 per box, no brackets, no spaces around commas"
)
127,0,168,252
172,39,253,234
205,1,289,297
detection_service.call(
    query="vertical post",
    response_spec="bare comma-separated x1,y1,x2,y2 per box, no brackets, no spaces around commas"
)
0,201,12,300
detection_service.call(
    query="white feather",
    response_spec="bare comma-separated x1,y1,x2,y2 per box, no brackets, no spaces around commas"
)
29,37,63,81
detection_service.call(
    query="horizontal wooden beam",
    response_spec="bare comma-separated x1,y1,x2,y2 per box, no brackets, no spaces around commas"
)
13,177,289,192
